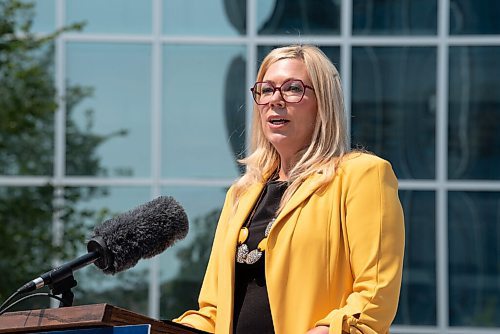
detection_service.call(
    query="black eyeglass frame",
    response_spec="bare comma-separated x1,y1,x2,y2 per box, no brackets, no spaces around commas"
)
250,79,315,105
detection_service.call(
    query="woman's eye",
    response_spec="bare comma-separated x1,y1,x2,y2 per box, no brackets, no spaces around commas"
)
285,83,304,93
261,86,274,94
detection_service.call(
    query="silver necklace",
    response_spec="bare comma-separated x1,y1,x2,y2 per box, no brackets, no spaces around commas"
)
236,218,275,264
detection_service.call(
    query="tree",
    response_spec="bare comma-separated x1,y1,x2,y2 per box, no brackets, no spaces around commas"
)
160,207,220,319
0,0,123,309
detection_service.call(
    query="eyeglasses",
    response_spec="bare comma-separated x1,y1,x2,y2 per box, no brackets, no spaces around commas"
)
251,79,314,105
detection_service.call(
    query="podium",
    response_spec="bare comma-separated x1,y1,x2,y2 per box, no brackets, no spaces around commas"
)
0,304,208,334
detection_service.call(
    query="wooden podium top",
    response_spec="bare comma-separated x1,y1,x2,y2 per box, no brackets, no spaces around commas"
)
0,303,208,334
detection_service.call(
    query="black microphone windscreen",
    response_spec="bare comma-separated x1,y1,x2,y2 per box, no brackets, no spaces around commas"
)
91,196,188,275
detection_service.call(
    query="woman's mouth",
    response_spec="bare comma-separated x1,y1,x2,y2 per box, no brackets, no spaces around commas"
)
269,119,289,125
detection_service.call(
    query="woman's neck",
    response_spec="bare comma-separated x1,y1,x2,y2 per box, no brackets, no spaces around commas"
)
276,146,308,181
278,156,298,181
277,168,288,181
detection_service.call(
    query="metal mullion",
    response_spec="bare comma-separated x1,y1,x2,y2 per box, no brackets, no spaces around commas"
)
162,35,247,45
246,0,257,157
253,35,344,46
399,180,500,192
52,177,154,186
448,35,500,45
0,176,53,186
9,176,497,192
398,180,440,190
54,0,65,189
340,0,352,146
0,176,235,188
62,34,500,48
446,180,500,191
63,33,154,43
436,0,450,332
161,178,234,188
149,0,163,319
255,36,436,46
51,0,66,309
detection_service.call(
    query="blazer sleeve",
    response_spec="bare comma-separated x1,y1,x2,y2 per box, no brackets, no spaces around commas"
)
315,157,405,334
172,187,235,333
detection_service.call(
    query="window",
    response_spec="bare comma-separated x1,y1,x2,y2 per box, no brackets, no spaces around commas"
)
2,1,498,332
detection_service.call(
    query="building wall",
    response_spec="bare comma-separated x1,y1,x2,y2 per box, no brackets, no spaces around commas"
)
3,0,499,333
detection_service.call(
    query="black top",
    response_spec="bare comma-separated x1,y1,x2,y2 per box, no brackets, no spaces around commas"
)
233,179,287,334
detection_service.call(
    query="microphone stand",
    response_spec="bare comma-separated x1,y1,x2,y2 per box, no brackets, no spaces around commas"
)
0,274,78,315
0,238,109,313
49,273,78,307
45,237,108,307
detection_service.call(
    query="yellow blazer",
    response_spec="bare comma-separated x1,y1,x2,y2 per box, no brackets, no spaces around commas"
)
174,153,405,334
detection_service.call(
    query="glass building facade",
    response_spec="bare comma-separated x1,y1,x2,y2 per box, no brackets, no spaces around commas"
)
2,0,499,333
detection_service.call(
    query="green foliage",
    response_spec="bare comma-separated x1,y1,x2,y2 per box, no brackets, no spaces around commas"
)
0,0,222,317
160,207,220,319
0,0,119,308
73,267,149,313
0,1,56,175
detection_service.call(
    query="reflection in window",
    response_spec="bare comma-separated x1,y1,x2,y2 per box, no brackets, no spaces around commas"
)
159,186,227,319
32,0,55,33
0,36,55,176
352,0,437,35
66,0,151,34
448,46,500,180
448,192,500,326
257,0,340,35
163,0,246,36
351,46,436,179
0,186,55,310
162,45,246,179
450,0,500,35
394,191,436,326
66,42,152,178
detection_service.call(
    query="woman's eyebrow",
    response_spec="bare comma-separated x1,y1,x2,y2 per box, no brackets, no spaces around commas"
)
261,77,301,85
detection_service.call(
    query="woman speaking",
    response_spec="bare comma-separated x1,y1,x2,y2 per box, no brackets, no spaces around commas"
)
174,45,405,334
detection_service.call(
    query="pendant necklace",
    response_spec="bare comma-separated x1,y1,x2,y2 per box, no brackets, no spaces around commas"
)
236,178,283,265
236,218,275,264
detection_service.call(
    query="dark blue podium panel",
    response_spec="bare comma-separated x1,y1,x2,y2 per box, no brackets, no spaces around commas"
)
37,324,150,334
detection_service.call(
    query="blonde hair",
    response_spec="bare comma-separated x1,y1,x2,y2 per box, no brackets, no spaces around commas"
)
233,45,349,212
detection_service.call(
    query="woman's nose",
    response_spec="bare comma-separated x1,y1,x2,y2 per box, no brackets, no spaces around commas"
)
268,89,285,107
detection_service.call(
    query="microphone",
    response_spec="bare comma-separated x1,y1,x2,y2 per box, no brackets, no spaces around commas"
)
17,196,188,294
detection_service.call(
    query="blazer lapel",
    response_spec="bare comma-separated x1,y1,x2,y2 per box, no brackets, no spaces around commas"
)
275,173,323,222
224,174,324,253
